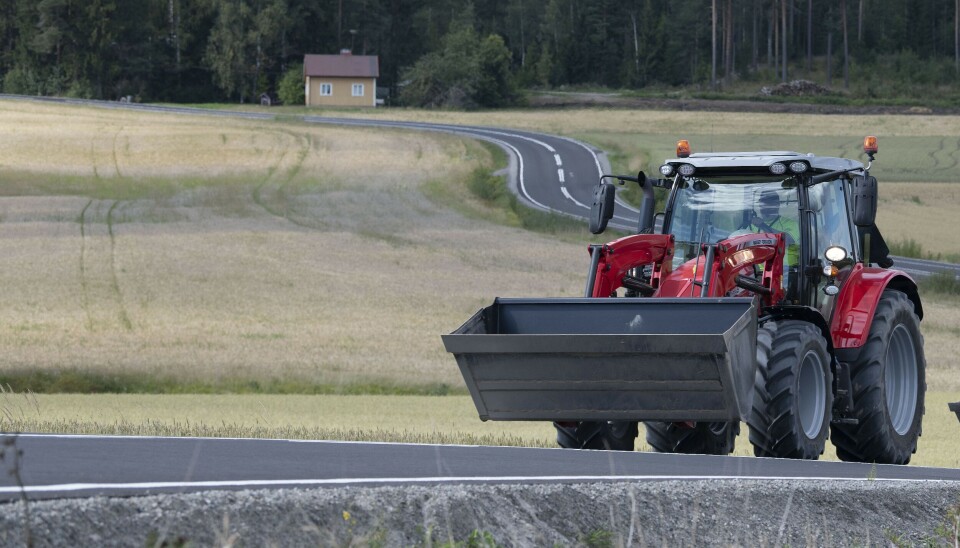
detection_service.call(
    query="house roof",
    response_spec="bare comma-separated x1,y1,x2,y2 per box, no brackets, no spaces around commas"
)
304,53,379,78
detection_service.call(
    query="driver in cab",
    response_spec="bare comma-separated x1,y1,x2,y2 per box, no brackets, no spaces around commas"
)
750,189,800,298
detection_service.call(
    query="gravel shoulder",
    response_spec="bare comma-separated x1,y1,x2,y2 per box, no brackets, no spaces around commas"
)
1,480,958,546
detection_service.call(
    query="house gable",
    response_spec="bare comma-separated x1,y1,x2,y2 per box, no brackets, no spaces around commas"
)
304,52,379,107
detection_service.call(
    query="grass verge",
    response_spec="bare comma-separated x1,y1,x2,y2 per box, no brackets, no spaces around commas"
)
3,392,958,468
919,271,960,296
889,238,960,264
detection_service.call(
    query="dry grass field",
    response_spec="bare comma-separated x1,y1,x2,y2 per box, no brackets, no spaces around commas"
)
0,100,587,392
0,98,957,464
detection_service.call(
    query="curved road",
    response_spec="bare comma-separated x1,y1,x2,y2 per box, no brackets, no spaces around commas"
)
0,96,957,500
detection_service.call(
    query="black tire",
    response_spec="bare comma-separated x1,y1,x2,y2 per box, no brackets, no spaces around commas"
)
644,421,739,455
831,290,926,464
554,421,638,451
748,320,833,459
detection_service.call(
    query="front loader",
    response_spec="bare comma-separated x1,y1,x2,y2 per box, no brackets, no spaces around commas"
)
443,137,926,464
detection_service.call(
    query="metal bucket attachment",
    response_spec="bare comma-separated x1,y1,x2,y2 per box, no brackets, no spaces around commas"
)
442,297,758,423
950,402,960,423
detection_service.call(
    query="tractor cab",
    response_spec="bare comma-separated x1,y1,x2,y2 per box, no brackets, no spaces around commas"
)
656,148,863,317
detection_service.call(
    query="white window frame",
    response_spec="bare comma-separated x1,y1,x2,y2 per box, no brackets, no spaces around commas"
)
352,83,364,97
319,83,333,96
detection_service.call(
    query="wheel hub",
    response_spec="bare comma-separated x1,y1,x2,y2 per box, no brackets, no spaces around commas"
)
885,324,919,435
798,350,827,439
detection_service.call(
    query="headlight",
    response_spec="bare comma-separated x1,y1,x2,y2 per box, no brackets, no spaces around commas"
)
789,161,809,173
824,246,848,263
678,163,696,176
769,163,787,175
659,164,675,176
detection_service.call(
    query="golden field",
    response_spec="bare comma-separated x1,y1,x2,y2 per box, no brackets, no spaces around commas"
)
0,98,957,464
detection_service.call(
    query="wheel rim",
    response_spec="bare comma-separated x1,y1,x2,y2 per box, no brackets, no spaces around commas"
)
885,324,919,435
798,350,827,439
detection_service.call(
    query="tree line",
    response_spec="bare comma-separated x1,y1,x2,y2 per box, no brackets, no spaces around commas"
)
0,0,958,106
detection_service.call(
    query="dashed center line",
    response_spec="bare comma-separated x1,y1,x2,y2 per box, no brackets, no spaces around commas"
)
557,168,565,183
554,154,562,166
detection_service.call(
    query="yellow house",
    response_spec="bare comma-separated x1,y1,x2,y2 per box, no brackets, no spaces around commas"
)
304,51,379,107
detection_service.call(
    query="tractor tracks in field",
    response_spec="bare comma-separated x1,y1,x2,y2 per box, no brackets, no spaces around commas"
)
77,199,133,332
78,199,95,331
251,129,315,229
924,136,960,174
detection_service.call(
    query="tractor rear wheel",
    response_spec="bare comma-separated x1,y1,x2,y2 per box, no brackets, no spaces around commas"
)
748,320,832,459
831,290,925,464
554,421,638,451
644,421,739,455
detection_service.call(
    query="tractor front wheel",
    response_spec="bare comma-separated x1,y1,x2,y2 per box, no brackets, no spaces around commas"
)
748,320,832,459
644,421,739,455
554,421,638,451
831,290,925,464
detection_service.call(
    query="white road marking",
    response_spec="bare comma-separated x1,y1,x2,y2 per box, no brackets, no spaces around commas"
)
554,154,562,166
2,474,955,496
562,189,589,210
557,168,565,183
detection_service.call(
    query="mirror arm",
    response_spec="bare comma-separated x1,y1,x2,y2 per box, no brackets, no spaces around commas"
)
810,166,859,184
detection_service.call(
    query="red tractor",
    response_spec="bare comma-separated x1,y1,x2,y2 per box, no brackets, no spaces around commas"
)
444,137,925,464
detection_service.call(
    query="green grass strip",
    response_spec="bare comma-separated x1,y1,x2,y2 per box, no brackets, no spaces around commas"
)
0,369,467,396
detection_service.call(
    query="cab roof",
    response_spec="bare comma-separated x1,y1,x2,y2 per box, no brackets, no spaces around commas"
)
664,151,863,173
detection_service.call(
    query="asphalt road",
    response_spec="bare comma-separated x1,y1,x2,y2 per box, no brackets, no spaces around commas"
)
2,434,958,502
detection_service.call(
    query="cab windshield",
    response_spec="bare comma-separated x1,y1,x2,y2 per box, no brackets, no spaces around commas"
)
666,175,799,263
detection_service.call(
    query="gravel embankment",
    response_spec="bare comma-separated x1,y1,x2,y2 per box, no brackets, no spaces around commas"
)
1,480,958,546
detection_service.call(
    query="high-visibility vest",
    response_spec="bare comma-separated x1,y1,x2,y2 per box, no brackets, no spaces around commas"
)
751,216,800,266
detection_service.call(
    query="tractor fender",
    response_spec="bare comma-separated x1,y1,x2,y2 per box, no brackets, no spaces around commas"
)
763,305,835,356
830,264,922,356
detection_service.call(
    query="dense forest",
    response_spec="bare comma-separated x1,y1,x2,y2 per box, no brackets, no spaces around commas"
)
1,0,959,106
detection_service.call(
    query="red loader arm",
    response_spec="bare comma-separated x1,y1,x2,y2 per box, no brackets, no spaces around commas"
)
712,232,786,306
588,234,674,298
589,232,786,306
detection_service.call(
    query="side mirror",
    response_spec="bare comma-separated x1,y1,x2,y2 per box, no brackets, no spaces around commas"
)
589,182,616,234
851,175,878,227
